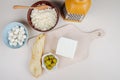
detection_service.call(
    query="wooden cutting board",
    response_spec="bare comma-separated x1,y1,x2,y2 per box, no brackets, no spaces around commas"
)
28,24,105,73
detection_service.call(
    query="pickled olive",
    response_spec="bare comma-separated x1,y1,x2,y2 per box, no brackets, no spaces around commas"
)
43,54,58,70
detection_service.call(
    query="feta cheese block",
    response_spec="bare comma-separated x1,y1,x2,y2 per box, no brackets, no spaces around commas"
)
56,37,78,59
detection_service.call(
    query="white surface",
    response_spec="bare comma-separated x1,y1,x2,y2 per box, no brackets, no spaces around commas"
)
56,37,78,59
0,0,120,80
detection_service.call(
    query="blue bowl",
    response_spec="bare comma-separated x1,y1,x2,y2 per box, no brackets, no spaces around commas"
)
2,22,29,49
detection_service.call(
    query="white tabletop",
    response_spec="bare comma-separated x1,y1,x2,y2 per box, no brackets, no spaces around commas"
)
0,0,120,80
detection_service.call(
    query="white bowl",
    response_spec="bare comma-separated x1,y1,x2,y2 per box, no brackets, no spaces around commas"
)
42,52,59,71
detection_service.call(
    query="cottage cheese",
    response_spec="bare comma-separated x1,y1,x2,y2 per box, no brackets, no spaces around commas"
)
30,7,57,31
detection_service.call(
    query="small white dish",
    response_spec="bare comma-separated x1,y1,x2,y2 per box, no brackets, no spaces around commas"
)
42,52,59,71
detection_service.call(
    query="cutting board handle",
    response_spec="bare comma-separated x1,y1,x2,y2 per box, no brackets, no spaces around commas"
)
90,29,105,39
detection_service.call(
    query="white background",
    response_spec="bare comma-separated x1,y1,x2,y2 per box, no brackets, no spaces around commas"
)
0,0,120,80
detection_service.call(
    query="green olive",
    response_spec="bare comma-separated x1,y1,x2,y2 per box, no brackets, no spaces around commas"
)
51,63,56,67
53,58,57,63
44,56,49,61
49,55,54,59
45,60,51,65
49,59,52,63
46,65,53,70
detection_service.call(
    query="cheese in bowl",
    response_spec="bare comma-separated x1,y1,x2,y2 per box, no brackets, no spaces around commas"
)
31,6,57,31
27,1,59,32
2,22,28,49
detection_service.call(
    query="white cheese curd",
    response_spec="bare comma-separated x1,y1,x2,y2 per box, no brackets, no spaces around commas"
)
8,26,27,47
12,42,17,46
9,32,14,37
9,42,13,46
30,7,57,31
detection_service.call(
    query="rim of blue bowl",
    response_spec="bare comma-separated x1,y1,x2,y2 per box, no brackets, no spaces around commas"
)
2,22,29,49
